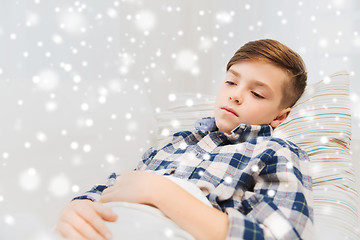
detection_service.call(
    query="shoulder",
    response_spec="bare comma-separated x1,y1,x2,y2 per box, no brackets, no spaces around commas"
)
250,136,311,185
251,136,309,163
263,136,300,149
172,130,194,138
154,130,201,150
172,129,204,142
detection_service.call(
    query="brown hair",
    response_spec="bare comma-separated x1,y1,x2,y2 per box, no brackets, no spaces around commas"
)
226,39,307,108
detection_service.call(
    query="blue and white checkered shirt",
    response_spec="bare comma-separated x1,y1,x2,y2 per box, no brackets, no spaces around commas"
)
74,117,313,239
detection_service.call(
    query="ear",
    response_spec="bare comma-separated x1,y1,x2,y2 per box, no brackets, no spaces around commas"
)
270,107,291,128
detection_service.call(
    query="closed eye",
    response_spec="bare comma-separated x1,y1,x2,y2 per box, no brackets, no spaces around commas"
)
225,81,236,85
251,91,264,99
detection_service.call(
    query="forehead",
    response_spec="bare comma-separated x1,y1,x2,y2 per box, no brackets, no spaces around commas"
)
228,61,288,91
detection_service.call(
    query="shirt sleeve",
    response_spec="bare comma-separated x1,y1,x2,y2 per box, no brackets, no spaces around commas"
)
225,145,313,240
134,145,159,170
134,134,179,170
72,172,118,202
71,143,160,202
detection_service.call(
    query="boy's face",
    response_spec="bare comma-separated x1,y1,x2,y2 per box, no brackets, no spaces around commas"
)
214,61,291,134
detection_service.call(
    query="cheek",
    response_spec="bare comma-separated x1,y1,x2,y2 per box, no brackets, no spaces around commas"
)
254,106,277,120
215,91,224,106
220,88,230,99
245,102,268,116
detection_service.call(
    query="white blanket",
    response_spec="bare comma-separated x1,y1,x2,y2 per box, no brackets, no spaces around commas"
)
104,176,212,240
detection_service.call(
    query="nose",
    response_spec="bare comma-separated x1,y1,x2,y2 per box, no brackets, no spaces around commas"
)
229,93,243,104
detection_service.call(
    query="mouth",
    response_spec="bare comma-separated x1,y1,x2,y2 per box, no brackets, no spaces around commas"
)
221,107,238,117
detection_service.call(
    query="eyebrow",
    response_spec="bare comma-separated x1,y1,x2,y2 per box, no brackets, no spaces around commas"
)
228,69,274,95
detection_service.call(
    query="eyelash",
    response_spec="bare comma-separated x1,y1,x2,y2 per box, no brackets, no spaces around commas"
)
225,81,265,99
251,91,264,99
225,81,235,85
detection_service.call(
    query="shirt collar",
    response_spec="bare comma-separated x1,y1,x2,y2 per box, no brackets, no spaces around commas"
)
195,117,273,143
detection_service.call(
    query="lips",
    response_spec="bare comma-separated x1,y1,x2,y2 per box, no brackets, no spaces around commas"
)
221,107,238,117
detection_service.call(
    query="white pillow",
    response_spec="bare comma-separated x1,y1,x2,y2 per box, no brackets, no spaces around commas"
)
154,71,359,239
274,71,358,239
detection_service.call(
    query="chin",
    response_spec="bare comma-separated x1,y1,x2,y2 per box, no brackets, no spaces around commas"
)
215,119,234,134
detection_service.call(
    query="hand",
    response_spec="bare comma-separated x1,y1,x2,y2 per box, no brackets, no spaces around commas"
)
99,170,160,206
55,199,118,240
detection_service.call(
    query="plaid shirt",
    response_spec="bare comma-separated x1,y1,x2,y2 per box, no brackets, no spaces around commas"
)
74,117,313,240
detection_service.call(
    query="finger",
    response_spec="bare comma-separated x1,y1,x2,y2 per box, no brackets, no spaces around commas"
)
93,202,118,222
74,202,114,240
56,221,87,240
99,191,120,204
64,207,107,240
101,186,116,197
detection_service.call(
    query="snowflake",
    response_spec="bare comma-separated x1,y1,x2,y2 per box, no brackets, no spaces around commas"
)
179,142,187,150
106,154,117,164
160,128,170,137
24,142,31,149
19,168,41,191
83,144,91,152
203,153,210,160
85,119,94,127
224,176,233,184
135,10,156,31
70,142,79,150
286,162,293,169
175,49,198,71
107,8,118,18
216,11,233,24
36,132,47,142
125,134,132,141
267,189,276,197
81,103,89,111
251,165,259,172
49,174,71,197
318,38,329,48
4,215,15,226
2,152,9,159
171,120,180,128
72,185,80,193
59,12,87,35
163,228,174,238
98,96,106,104
52,34,63,44
33,69,59,91
186,99,194,107
10,33,16,40
25,11,40,27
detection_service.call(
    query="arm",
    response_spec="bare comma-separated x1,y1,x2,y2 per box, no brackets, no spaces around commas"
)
55,144,161,239
151,176,229,240
99,144,312,239
72,143,159,202
225,146,313,239
72,172,118,202
55,199,118,240
55,172,119,239
100,171,229,240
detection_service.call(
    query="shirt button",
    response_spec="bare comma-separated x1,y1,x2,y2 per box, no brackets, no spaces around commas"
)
169,166,176,175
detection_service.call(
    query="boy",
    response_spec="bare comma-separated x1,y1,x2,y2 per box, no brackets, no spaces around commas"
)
55,39,313,240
